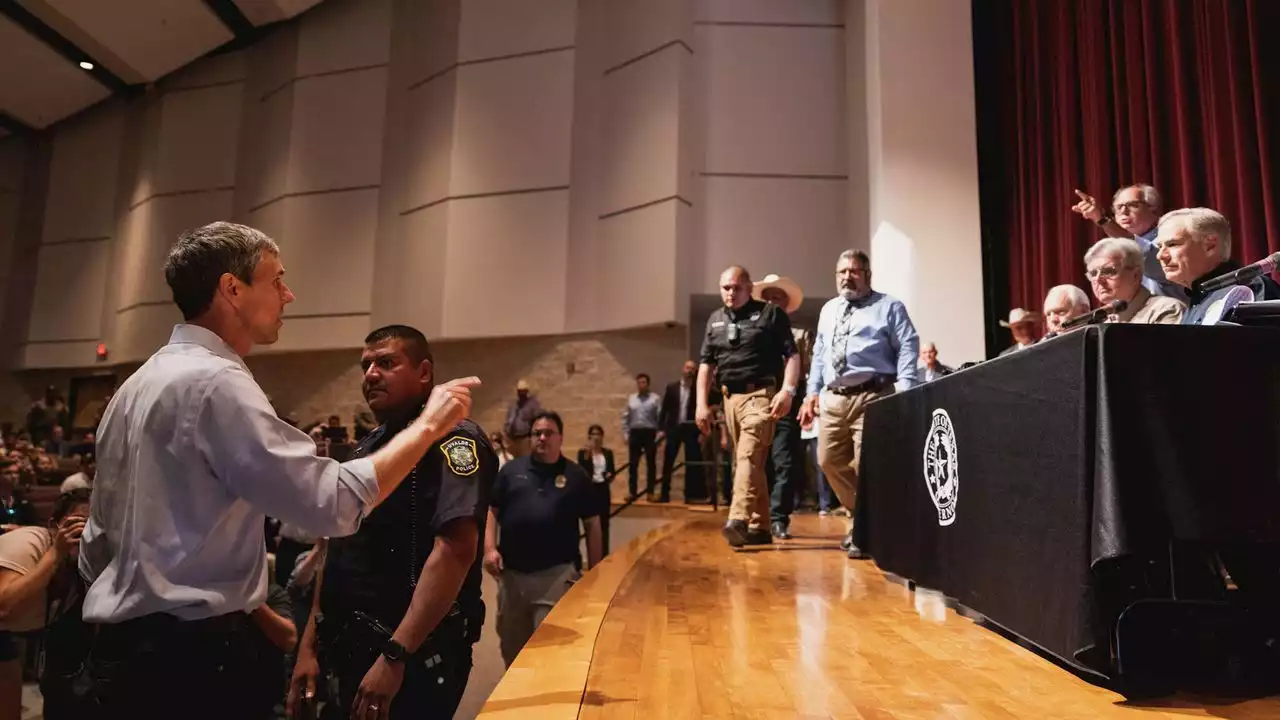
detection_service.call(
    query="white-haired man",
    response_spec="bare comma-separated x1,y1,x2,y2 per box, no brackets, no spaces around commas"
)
1071,183,1186,302
1156,207,1280,325
1084,238,1185,324
1042,285,1091,337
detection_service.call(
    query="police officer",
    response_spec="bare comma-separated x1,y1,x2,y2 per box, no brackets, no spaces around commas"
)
289,325,496,720
484,411,604,666
696,266,800,548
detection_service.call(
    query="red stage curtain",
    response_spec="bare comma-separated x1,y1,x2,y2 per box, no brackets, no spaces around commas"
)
973,0,1280,315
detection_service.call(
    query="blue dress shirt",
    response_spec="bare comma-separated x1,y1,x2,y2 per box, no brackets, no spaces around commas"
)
80,324,379,623
807,291,920,397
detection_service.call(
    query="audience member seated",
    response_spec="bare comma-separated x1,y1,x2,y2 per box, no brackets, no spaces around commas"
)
997,308,1041,356
24,389,67,447
1085,237,1185,324
42,426,70,458
1155,207,1280,325
0,462,35,530
59,456,93,494
0,489,89,720
918,342,953,381
1042,285,1091,337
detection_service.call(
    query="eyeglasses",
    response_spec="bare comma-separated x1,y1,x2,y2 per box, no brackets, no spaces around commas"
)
1112,201,1147,213
1085,265,1123,281
532,429,559,438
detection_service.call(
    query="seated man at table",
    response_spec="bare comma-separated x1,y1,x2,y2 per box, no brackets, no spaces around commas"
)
1041,284,1091,338
1084,238,1185,324
1156,207,1280,325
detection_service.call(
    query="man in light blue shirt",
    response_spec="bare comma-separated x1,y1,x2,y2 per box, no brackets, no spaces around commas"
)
797,249,919,559
78,221,480,719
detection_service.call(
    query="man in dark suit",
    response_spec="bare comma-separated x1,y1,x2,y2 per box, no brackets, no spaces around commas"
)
576,425,615,555
658,360,704,503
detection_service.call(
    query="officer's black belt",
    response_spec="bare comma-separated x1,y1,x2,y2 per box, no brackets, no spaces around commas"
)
719,380,776,397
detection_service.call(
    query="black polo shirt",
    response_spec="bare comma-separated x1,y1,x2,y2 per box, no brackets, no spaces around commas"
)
699,298,797,387
321,416,496,628
491,455,596,573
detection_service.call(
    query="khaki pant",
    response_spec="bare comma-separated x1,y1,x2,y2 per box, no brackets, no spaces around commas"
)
723,387,777,531
817,387,891,512
496,563,579,666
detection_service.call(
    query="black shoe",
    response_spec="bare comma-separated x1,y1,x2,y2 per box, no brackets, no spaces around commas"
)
722,520,749,547
770,521,791,540
847,542,868,560
655,496,670,504
744,528,773,545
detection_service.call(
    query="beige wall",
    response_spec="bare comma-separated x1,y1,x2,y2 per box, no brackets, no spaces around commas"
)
0,0,987,380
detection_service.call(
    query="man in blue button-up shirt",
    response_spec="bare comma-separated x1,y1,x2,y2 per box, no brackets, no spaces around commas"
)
797,250,919,559
78,222,481,719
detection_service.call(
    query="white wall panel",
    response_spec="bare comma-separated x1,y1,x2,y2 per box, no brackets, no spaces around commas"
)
401,73,457,211
153,84,243,195
598,48,683,214
42,106,124,243
595,201,679,329
703,25,846,175
295,0,392,74
286,68,388,193
28,241,111,342
458,0,576,61
441,191,569,338
699,0,843,25
270,190,379,317
450,52,575,195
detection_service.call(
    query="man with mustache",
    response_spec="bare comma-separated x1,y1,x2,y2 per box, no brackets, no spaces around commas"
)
290,325,498,720
798,250,919,559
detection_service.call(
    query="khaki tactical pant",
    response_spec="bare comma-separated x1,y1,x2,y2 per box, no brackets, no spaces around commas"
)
496,563,579,667
723,387,777,532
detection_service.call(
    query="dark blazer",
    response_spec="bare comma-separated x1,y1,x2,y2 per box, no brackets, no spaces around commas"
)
658,381,694,432
577,447,616,482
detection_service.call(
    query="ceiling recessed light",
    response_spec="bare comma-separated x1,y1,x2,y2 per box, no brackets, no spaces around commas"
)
79,61,94,70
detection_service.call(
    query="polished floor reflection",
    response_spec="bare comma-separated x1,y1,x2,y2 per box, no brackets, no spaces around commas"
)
573,514,1280,719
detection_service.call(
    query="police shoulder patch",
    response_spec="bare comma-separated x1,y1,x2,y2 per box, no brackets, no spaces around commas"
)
441,435,480,476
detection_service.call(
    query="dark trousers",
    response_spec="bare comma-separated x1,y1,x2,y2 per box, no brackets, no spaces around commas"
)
83,613,266,720
325,646,472,720
627,428,658,497
768,416,805,524
660,424,704,501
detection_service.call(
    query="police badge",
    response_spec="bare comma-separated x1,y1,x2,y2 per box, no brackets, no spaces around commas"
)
554,474,567,489
441,436,479,476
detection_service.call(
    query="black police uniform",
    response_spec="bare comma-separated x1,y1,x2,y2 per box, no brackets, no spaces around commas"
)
700,298,796,392
317,413,496,719
491,455,598,574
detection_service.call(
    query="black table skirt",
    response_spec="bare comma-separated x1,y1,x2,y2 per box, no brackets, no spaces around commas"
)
857,324,1280,674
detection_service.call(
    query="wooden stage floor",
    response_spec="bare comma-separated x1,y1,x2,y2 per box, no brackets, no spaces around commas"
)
480,512,1280,719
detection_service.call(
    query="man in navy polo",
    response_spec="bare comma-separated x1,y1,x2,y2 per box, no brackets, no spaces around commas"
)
483,411,604,666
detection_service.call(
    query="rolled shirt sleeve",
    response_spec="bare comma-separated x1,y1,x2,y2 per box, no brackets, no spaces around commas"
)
197,366,378,538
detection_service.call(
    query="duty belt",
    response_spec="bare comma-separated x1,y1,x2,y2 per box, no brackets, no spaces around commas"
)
719,380,776,397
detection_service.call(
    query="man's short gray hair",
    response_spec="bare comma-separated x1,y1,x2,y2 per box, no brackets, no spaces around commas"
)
838,249,869,267
1084,237,1143,269
1046,284,1090,310
164,221,280,320
1113,183,1162,211
1158,207,1232,261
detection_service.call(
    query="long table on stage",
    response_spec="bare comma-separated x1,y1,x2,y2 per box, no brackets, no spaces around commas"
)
856,323,1280,678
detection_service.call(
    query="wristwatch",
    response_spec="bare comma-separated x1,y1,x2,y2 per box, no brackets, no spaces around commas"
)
381,638,409,664
782,385,797,395
1094,213,1112,227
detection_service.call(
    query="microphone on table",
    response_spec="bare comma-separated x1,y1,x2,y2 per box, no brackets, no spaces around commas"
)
1198,252,1280,295
1061,299,1128,330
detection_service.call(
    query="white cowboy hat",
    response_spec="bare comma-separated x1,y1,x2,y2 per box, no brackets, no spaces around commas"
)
752,274,804,313
999,308,1039,328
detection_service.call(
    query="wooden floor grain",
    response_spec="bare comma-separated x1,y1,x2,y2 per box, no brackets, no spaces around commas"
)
487,512,1280,719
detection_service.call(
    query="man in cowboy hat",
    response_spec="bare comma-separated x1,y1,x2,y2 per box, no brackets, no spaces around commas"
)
997,308,1041,357
503,379,542,457
752,274,813,539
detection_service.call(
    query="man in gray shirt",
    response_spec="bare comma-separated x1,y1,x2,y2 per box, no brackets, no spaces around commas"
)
622,373,662,500
78,222,480,720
